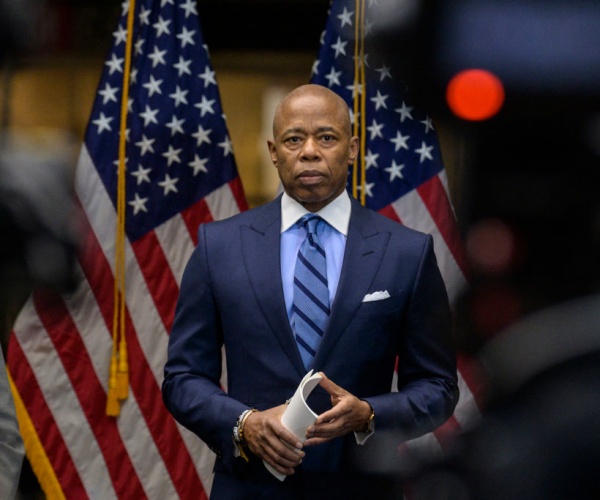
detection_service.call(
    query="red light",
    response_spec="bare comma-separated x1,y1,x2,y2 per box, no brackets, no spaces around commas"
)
446,69,505,121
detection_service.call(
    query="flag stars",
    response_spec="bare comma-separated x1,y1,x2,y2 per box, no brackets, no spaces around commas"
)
421,116,435,133
218,136,234,156
370,90,388,110
358,181,375,198
121,0,130,17
195,96,216,117
349,109,358,126
148,46,167,67
153,16,171,37
192,125,212,146
128,193,149,215
365,149,380,169
140,105,159,127
324,67,342,87
169,86,189,107
384,161,406,181
135,134,155,156
319,30,326,46
390,131,410,152
311,60,320,76
180,0,198,18
375,64,392,81
166,115,185,136
174,56,192,77
98,83,119,105
92,112,113,134
367,119,384,140
353,53,370,69
158,174,179,195
415,141,434,163
113,25,127,45
198,66,216,87
143,75,163,96
346,82,363,99
134,38,145,56
139,6,151,25
337,7,354,27
131,164,152,185
331,37,348,58
395,102,414,122
177,27,196,47
105,53,124,74
189,154,209,175
162,145,182,166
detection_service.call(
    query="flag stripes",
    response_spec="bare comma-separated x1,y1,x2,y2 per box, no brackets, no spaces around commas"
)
9,16,246,485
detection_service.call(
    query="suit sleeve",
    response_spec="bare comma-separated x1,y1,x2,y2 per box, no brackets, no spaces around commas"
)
365,234,459,440
162,223,247,470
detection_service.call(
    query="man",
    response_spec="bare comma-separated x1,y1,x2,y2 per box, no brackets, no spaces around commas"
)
162,84,458,499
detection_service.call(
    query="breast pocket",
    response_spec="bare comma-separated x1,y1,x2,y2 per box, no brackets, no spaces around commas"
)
355,292,402,316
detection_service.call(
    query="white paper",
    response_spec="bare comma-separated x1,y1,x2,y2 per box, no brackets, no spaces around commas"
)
264,370,322,480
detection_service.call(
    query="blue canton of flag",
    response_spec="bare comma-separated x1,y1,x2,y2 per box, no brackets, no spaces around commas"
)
310,0,445,212
88,0,240,241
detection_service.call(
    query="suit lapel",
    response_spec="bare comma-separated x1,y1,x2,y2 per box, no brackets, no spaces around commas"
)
312,199,390,369
241,197,306,375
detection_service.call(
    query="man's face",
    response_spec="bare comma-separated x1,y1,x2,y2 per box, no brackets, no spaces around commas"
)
268,90,358,212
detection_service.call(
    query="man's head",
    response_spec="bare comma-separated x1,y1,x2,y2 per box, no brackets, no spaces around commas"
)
268,84,359,212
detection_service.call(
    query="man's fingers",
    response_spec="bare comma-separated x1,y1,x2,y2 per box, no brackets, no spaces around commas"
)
317,372,341,395
242,406,304,475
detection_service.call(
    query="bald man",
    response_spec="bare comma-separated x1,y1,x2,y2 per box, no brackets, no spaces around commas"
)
163,84,458,499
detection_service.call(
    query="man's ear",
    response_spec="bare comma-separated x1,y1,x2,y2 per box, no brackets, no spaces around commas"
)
348,136,360,164
267,140,278,166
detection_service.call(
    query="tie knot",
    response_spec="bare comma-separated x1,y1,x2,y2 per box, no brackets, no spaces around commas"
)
300,214,322,235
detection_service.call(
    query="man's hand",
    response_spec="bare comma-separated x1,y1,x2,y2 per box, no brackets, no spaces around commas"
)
304,372,372,446
243,404,304,476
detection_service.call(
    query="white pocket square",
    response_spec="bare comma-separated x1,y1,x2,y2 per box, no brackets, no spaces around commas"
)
362,290,390,302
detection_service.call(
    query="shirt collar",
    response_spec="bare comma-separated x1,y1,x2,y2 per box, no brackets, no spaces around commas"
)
281,190,351,235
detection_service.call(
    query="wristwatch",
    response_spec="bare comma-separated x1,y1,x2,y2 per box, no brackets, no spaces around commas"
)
362,401,375,434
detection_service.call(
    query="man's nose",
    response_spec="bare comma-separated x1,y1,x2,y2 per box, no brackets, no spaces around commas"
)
300,137,320,160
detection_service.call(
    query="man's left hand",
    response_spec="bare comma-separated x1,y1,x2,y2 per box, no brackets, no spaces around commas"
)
303,372,372,446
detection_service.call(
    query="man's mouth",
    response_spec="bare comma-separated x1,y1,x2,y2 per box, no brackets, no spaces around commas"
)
297,170,325,184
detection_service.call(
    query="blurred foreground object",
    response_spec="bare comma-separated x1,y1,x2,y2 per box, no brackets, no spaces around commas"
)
410,295,600,499
0,130,80,298
370,1,600,497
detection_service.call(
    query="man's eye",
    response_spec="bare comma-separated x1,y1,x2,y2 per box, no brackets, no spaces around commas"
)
286,137,301,144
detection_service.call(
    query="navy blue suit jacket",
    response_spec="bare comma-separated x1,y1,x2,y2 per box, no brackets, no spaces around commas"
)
162,194,458,499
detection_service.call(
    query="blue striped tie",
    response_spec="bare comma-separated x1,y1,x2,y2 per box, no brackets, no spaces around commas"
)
293,214,330,369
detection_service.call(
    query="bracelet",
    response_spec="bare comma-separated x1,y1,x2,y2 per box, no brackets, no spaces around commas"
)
237,408,257,445
233,408,257,463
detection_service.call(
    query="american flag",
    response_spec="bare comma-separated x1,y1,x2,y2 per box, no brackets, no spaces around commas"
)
7,0,246,498
310,0,482,463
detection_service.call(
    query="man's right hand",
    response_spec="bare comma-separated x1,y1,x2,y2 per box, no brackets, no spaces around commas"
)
242,404,304,476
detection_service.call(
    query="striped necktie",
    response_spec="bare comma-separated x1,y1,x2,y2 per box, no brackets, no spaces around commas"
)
292,214,330,369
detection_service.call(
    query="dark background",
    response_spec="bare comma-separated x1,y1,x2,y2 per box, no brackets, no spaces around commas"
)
4,0,331,59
